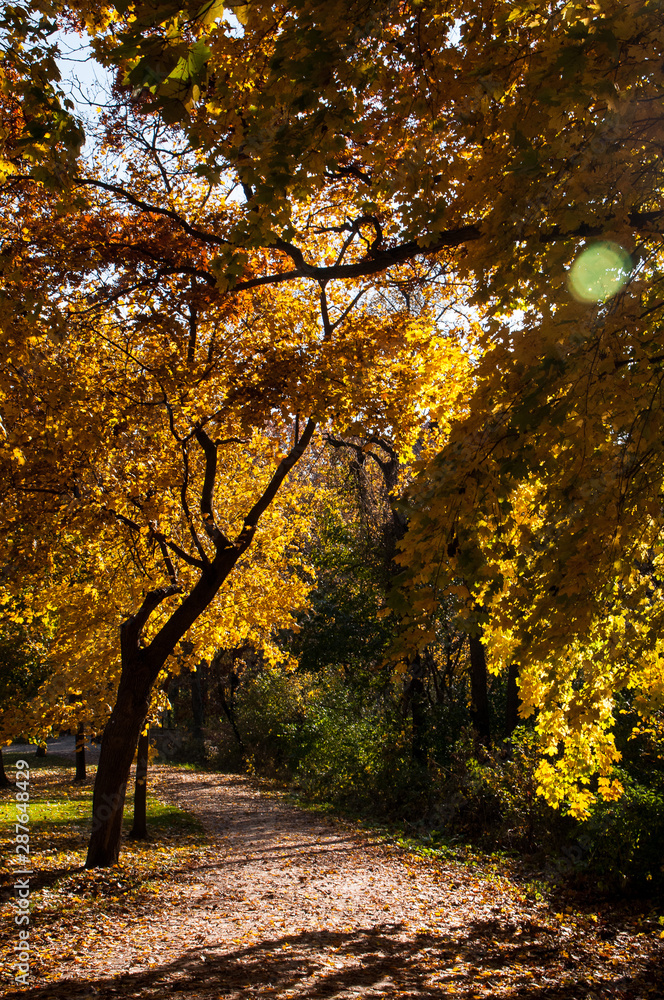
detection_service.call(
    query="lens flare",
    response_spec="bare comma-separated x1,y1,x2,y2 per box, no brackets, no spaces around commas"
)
568,242,632,303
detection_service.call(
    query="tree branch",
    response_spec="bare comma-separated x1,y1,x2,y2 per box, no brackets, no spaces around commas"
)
155,532,206,570
156,537,178,585
320,283,333,340
193,425,232,550
75,178,229,248
236,417,317,552
121,584,182,654
180,443,209,564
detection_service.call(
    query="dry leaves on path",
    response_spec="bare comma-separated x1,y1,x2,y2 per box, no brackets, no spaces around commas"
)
1,765,663,999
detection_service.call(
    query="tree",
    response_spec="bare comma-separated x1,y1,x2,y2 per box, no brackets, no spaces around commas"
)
3,0,663,840
128,728,150,839
2,146,461,866
74,722,86,781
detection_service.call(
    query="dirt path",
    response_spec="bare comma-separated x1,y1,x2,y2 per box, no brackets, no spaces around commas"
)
5,767,663,999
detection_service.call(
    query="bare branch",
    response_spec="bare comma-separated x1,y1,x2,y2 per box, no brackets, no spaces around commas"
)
156,537,178,585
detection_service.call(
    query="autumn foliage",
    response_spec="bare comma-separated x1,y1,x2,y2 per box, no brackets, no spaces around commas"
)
1,0,664,875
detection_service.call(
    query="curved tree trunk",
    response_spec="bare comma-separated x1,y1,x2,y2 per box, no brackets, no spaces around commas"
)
85,649,154,867
128,729,149,840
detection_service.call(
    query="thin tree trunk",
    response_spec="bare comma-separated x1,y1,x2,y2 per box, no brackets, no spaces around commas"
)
191,667,204,740
128,729,149,840
218,677,244,752
0,748,11,788
74,723,86,781
469,634,491,746
506,661,521,735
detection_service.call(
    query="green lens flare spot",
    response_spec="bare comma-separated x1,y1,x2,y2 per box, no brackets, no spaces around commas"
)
568,242,632,303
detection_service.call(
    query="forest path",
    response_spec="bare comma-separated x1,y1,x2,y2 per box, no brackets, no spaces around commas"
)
7,767,662,999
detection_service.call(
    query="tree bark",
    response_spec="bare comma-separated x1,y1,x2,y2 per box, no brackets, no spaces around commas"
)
85,648,155,867
74,723,86,781
469,634,491,746
0,748,11,788
35,742,47,757
506,661,521,735
218,675,244,752
128,729,149,840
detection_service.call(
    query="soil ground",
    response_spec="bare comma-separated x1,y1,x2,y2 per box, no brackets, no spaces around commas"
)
1,763,663,999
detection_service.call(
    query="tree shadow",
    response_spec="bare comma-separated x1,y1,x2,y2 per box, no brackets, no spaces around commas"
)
3,921,661,1000
0,865,88,907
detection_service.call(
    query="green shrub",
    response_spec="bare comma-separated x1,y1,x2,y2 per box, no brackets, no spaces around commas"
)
427,727,559,851
578,770,664,894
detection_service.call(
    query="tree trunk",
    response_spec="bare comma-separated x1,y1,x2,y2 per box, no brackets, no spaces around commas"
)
469,634,491,746
36,742,47,757
74,723,86,781
128,729,149,840
85,649,155,868
191,666,204,740
0,748,11,788
218,675,244,752
506,661,521,735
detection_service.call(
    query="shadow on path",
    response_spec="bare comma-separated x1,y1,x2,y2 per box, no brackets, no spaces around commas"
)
3,922,659,1000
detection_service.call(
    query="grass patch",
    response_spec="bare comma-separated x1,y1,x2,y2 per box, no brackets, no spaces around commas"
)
1,795,91,825
0,764,208,989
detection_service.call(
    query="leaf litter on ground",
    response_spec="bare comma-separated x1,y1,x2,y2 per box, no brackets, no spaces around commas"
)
0,763,662,999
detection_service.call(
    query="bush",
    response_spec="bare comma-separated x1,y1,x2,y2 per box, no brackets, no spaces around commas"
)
427,727,560,851
206,665,429,815
294,686,428,815
578,770,664,894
